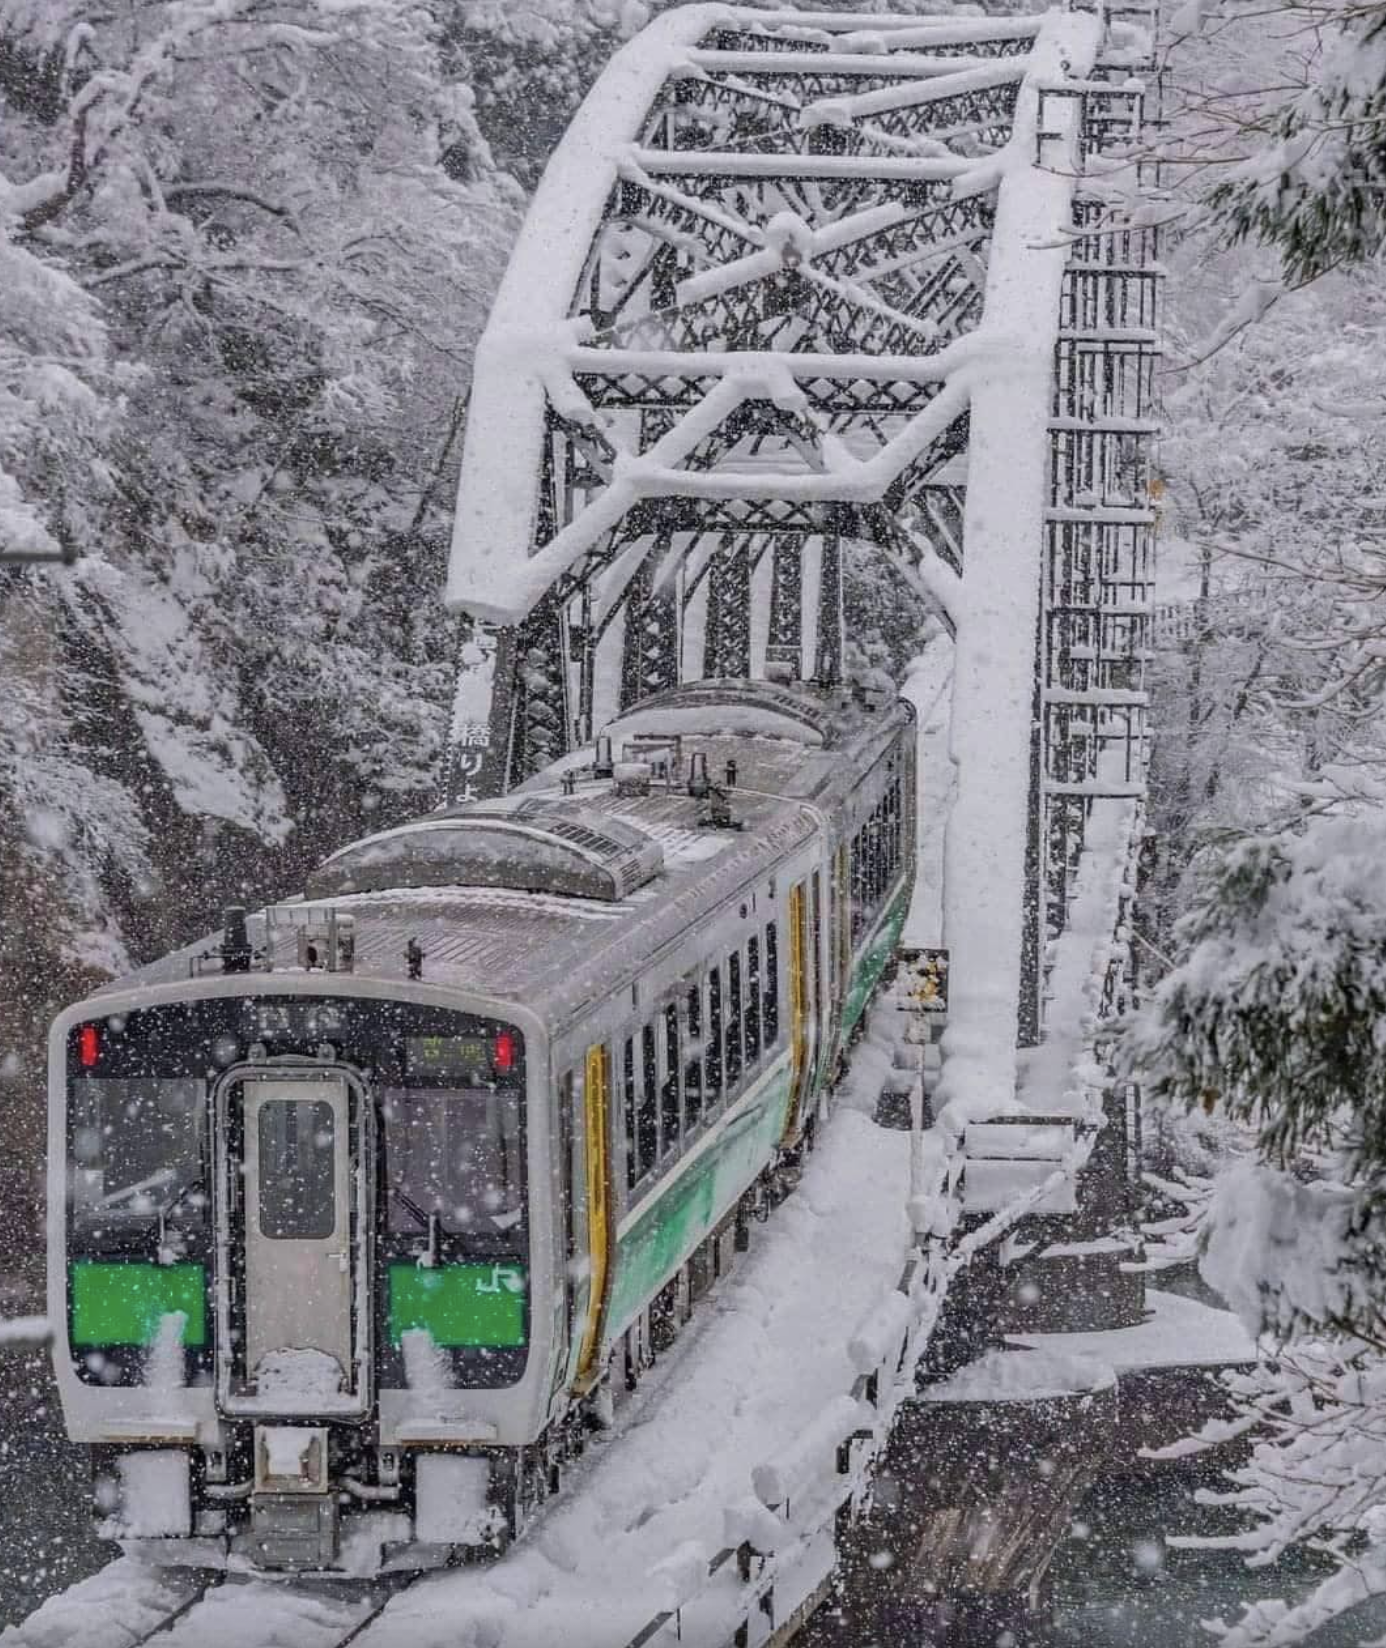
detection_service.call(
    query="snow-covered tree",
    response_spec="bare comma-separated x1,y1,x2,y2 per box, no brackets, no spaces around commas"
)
0,0,532,1237
1126,815,1386,1640
1155,0,1386,281
1201,4,1386,281
0,216,115,562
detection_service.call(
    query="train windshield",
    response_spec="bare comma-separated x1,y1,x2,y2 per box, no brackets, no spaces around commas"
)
382,1088,523,1238
70,1077,205,1228
381,1031,524,1242
64,998,530,1389
64,999,528,1250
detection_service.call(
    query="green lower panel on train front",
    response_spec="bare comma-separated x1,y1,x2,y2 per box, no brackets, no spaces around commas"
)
606,1061,792,1334
70,1260,207,1347
388,1262,527,1347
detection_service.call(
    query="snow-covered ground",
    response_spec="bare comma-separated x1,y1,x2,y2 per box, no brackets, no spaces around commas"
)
1010,1287,1256,1372
0,1558,201,1648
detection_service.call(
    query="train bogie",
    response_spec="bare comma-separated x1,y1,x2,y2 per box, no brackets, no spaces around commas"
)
47,678,917,1574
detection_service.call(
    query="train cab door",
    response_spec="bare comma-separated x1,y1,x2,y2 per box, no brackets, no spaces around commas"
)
218,1073,367,1414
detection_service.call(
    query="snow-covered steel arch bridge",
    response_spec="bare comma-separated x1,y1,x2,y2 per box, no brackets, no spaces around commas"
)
444,2,1159,1141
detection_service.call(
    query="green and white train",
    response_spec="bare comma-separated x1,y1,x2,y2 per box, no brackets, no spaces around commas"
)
48,676,915,1575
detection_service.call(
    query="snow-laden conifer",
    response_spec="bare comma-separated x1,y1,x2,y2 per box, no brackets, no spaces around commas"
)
1128,818,1386,1640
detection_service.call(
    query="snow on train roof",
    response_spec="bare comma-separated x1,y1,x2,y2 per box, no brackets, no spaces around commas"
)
88,682,905,1011
308,797,665,904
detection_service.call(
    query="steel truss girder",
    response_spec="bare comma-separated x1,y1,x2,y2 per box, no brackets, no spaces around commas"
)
604,269,942,359
628,164,959,219
572,368,939,417
445,5,1161,932
703,26,1035,62
815,194,994,277
671,70,1020,140
619,549,681,709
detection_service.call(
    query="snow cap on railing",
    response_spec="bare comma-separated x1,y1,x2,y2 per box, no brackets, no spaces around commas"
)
751,1393,867,1510
648,1539,713,1614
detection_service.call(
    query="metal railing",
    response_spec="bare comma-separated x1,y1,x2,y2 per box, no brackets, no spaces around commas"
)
618,1036,1099,1648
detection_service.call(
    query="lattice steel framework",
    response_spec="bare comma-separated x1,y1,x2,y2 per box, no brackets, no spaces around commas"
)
1032,89,1160,1047
444,2,1160,1081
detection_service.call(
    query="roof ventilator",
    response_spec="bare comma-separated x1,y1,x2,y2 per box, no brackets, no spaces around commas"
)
190,905,263,977
307,797,664,902
698,785,742,832
621,734,682,787
221,906,252,974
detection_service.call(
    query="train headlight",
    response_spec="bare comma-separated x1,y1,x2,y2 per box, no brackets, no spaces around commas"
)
248,1001,291,1038
306,1003,344,1038
211,1034,240,1068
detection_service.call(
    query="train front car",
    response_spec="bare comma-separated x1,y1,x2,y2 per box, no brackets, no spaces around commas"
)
47,676,917,1579
49,978,548,1574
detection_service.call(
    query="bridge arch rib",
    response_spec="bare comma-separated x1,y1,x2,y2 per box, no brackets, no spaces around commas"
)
444,2,1159,1115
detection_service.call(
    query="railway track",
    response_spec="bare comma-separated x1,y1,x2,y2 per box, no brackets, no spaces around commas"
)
134,1577,404,1648
1,1561,408,1648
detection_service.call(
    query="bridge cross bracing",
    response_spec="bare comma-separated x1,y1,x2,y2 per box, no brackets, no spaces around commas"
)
444,3,1160,1133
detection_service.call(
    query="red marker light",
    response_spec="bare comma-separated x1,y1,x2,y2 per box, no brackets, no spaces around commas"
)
494,1031,516,1073
78,1024,100,1069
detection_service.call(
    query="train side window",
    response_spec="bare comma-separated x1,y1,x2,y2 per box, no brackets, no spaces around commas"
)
874,803,886,898
706,967,724,1109
623,1037,639,1190
637,1025,659,1174
726,950,743,1088
745,936,762,1063
661,1006,681,1156
867,808,879,907
684,982,704,1130
764,922,780,1044
891,778,903,873
864,810,875,909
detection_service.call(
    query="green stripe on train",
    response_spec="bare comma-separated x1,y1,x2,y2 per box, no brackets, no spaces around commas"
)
840,884,912,1045
70,1260,207,1347
602,894,908,1347
606,1062,793,1333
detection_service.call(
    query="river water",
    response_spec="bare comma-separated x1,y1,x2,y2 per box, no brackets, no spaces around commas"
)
1047,1467,1386,1648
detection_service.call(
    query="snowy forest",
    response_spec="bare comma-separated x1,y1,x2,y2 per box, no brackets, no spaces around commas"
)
5,0,1386,1640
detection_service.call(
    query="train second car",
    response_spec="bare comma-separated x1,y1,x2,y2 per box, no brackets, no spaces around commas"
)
48,677,917,1575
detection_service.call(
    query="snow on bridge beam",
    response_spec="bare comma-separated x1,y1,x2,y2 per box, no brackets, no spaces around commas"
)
443,7,1056,647
928,9,1103,1131
441,2,1158,1132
